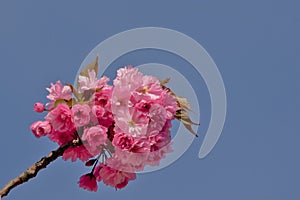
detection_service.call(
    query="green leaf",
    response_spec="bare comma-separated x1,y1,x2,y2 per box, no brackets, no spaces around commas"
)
183,123,199,137
176,96,191,110
175,109,199,137
79,55,99,77
160,80,191,110
73,89,83,102
53,98,76,108
53,99,68,108
66,98,76,107
66,83,83,102
176,109,199,125
161,82,199,137
159,77,170,85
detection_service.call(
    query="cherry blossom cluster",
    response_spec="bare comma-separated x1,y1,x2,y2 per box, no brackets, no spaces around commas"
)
30,61,193,192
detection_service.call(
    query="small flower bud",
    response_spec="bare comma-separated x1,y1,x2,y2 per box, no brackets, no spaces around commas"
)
30,121,52,138
34,102,45,113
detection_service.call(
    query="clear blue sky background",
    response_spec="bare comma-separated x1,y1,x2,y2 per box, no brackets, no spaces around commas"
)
0,1,299,199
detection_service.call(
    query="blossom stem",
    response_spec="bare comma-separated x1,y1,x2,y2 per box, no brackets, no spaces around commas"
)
91,155,101,173
0,138,81,198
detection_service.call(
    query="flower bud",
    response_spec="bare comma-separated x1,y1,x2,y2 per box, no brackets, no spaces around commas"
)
33,102,45,113
30,121,52,138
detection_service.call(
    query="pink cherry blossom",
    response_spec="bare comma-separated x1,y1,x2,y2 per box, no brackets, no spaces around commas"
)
112,133,134,151
72,104,91,127
90,105,114,127
30,121,52,138
147,104,167,136
97,160,136,189
111,84,132,114
111,67,143,119
45,103,74,133
82,125,108,155
29,64,191,192
114,107,149,138
98,76,110,87
91,105,105,119
78,70,109,94
112,148,149,172
131,137,151,153
33,102,45,113
93,87,112,108
149,129,171,151
93,164,103,182
46,81,72,101
47,129,76,146
145,143,172,167
132,75,163,102
114,66,143,90
78,70,98,94
63,145,92,162
78,173,98,192
159,90,179,120
134,100,151,113
98,111,114,128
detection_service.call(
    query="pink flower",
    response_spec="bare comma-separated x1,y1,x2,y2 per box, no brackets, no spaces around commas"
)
99,112,114,128
82,125,108,155
149,129,171,151
93,164,103,182
147,121,173,166
72,104,91,127
131,137,151,153
33,102,45,113
114,107,149,138
78,70,109,94
112,149,148,172
111,67,143,120
147,104,167,136
111,84,132,114
132,75,163,102
93,87,112,107
142,75,163,94
112,133,134,151
29,65,183,192
134,100,151,113
91,105,105,119
96,160,136,189
78,173,98,192
63,145,93,162
114,66,143,90
48,129,76,146
30,121,52,138
46,81,72,101
91,105,114,128
159,90,179,120
145,143,172,166
45,104,74,133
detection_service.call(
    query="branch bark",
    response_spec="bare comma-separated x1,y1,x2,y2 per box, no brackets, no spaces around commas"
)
0,139,81,198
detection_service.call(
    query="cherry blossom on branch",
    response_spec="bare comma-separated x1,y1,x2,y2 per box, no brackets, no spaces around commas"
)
0,56,198,198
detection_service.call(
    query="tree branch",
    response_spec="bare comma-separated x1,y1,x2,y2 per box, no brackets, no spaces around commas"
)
0,139,81,198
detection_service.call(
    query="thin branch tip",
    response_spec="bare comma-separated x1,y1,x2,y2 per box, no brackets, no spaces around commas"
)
0,139,81,198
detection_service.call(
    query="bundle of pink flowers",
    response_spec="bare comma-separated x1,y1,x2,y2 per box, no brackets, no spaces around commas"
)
30,58,195,192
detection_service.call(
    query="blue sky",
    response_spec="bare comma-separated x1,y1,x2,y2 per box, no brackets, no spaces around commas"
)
0,1,299,199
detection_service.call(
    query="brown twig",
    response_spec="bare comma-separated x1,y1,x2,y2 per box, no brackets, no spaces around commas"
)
0,138,81,198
